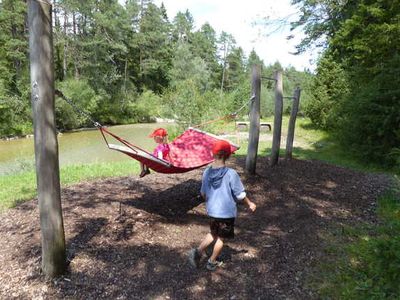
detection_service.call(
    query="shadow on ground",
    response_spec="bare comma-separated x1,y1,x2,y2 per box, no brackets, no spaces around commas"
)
0,157,391,299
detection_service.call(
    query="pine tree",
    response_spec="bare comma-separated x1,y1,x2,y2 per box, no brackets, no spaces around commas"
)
138,3,172,93
0,0,31,136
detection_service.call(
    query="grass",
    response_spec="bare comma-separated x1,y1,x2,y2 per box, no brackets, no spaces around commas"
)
213,116,393,174
309,180,400,299
0,160,139,211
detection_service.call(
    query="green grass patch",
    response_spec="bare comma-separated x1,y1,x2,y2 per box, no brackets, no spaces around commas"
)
310,180,400,299
0,160,139,211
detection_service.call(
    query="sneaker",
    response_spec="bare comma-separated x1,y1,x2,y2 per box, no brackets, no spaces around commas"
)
206,259,224,271
188,248,201,269
139,169,150,178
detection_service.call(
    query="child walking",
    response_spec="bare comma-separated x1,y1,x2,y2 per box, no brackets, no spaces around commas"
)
188,140,256,271
139,127,171,178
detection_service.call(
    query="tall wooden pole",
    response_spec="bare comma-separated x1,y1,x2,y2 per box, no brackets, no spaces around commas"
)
245,65,261,174
28,0,66,277
270,70,283,166
285,87,301,159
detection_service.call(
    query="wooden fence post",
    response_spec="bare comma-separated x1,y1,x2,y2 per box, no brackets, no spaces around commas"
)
285,87,301,159
28,0,66,277
270,70,283,166
245,65,261,174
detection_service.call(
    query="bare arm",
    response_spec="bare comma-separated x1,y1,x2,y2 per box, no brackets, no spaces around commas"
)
243,196,256,212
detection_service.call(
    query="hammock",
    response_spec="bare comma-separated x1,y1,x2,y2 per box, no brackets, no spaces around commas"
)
99,126,239,174
54,89,247,174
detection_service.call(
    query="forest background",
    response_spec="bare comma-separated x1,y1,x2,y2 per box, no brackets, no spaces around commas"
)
0,0,399,169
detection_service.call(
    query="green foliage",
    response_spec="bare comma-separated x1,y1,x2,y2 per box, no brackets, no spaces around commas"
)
0,0,312,140
0,0,31,137
337,56,400,165
169,43,211,91
304,55,349,129
56,79,101,130
163,80,214,129
293,0,400,167
136,90,162,122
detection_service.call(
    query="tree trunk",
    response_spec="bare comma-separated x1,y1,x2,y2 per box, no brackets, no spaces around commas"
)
63,6,67,79
245,65,261,174
270,70,283,166
285,87,301,159
28,0,66,278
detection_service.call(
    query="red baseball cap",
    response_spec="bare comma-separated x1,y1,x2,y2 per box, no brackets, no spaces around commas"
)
149,128,168,137
212,140,233,156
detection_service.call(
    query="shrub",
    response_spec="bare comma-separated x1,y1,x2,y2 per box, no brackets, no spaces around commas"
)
56,79,101,130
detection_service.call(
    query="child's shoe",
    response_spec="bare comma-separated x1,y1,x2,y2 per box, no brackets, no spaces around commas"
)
139,169,150,178
206,258,224,271
188,248,201,269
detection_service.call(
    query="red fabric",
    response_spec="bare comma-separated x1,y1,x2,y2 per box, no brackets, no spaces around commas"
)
153,143,170,160
168,129,237,169
101,127,238,174
212,140,233,156
149,128,168,137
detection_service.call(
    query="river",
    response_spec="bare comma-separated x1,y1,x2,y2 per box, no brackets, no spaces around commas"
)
0,123,170,176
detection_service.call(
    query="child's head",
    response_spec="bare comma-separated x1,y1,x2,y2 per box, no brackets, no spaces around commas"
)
149,128,168,143
212,140,232,161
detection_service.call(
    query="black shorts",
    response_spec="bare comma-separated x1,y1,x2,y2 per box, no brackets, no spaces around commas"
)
210,217,235,239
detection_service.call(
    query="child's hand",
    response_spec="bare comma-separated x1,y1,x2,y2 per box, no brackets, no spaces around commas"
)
248,201,256,212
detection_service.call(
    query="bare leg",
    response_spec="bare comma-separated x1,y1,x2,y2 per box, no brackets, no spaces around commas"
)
197,233,215,256
209,237,223,262
139,163,150,177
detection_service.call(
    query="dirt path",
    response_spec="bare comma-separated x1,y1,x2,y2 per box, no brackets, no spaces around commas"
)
0,157,391,299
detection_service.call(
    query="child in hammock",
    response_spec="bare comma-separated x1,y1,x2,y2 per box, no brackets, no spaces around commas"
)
139,127,171,178
188,140,256,270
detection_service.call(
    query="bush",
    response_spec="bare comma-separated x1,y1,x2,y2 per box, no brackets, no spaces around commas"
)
136,90,162,122
0,93,32,137
337,56,400,166
56,79,101,130
304,55,349,130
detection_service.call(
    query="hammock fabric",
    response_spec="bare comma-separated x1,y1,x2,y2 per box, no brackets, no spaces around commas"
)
99,127,239,174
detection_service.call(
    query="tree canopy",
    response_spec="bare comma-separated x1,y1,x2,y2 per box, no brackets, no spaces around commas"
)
0,0,310,137
292,0,400,166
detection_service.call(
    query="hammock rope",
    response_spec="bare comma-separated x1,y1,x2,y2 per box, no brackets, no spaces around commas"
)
192,94,255,128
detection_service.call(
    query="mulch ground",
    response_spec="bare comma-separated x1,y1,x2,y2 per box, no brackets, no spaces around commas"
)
0,157,391,299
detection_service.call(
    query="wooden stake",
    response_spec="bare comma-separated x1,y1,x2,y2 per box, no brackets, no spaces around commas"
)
285,87,301,159
245,65,261,174
270,70,283,166
28,0,66,277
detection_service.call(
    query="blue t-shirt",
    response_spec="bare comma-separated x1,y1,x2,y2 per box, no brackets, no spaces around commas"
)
200,166,246,218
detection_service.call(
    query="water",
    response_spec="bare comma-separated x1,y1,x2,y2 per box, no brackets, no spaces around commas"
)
0,123,168,176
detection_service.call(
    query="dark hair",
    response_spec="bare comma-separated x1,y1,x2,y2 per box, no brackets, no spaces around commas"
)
214,150,230,161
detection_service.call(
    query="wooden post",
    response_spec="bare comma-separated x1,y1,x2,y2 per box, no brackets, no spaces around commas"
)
285,87,301,159
270,70,283,166
28,0,66,277
245,65,261,174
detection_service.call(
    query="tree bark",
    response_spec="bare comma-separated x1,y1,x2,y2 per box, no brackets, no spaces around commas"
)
285,87,301,159
63,6,67,79
28,0,66,278
270,70,283,166
245,65,261,174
